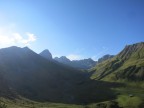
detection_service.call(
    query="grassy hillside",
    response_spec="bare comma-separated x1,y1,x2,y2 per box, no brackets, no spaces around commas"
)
90,42,144,81
88,42,144,108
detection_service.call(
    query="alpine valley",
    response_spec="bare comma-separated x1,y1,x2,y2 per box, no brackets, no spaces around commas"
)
0,42,144,108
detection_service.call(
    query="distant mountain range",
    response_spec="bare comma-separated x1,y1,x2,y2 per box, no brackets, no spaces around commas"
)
54,57,97,69
39,50,114,69
90,42,144,81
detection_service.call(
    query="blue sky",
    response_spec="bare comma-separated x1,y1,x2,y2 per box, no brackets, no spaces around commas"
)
0,0,144,60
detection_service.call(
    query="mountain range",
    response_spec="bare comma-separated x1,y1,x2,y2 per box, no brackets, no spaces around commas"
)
39,50,114,69
54,57,97,69
0,42,143,107
0,46,117,104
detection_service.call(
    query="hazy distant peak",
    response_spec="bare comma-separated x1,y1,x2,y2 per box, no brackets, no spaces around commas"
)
60,56,70,60
39,49,52,60
54,56,97,69
84,58,93,61
54,56,71,63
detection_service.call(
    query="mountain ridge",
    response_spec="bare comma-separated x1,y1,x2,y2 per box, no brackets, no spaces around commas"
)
0,42,143,106
40,49,114,69
54,56,97,69
90,42,144,81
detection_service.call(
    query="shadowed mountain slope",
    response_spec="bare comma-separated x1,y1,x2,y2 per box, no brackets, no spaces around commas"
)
0,46,125,104
0,46,87,103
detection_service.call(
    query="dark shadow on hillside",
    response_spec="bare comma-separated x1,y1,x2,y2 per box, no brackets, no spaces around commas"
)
15,77,125,105
73,79,125,104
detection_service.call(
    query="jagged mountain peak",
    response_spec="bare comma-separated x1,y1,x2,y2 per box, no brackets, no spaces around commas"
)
54,57,97,69
39,49,52,59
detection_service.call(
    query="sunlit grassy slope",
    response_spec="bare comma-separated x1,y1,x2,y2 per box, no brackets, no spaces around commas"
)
90,42,144,81
88,42,144,108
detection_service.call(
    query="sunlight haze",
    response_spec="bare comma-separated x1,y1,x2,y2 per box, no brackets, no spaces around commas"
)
0,0,144,60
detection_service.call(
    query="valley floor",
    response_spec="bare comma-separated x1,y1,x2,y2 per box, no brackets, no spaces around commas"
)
0,81,144,108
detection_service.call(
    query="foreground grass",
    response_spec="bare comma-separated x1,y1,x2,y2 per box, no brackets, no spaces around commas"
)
117,95,143,108
1,95,143,108
111,81,144,108
0,98,84,108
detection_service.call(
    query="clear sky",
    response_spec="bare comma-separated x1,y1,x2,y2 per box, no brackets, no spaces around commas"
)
0,0,144,60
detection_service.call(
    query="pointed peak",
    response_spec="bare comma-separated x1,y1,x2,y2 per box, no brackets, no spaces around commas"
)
39,49,52,59
40,49,51,55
